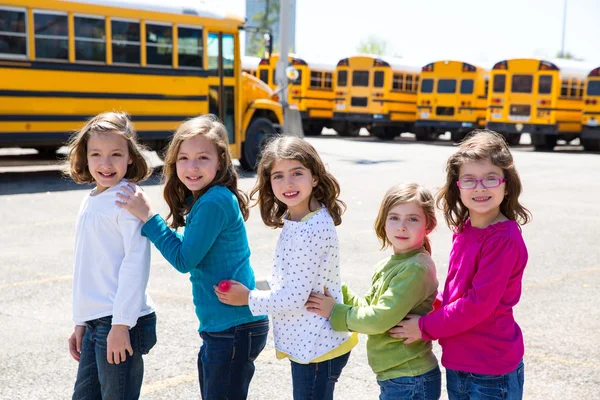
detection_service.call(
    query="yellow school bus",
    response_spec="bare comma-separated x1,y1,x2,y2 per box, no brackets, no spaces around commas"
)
333,55,421,140
581,66,600,151
256,53,335,136
0,0,283,169
486,58,592,150
241,55,260,77
416,60,489,142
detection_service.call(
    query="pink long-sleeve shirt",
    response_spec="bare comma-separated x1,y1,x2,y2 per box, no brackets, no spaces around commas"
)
419,219,528,375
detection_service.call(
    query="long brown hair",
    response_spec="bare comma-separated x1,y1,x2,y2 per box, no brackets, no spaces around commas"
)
63,111,150,184
250,136,346,228
374,183,437,254
162,114,249,229
437,129,531,232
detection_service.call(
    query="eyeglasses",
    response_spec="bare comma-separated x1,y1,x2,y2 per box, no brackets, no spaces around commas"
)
456,177,507,190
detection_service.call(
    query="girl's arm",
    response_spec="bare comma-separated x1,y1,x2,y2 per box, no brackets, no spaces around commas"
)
419,235,520,341
247,226,327,315
341,283,365,307
142,199,226,274
329,264,429,335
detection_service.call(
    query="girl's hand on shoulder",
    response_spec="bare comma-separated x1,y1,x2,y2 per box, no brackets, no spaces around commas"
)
115,183,155,222
305,286,336,319
107,324,133,364
388,314,422,344
214,280,250,306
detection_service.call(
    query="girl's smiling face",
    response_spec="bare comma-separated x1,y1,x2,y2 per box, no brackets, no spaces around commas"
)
385,201,429,255
175,135,221,194
458,158,506,226
86,131,132,194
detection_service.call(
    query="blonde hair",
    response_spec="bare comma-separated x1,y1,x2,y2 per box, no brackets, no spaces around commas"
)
250,136,346,228
437,129,531,232
374,183,437,254
64,111,150,184
162,114,249,229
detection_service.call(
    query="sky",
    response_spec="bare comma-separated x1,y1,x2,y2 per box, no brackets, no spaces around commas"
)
196,0,600,67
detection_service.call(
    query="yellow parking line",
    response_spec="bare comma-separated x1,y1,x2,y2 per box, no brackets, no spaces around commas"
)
141,371,197,395
0,274,72,289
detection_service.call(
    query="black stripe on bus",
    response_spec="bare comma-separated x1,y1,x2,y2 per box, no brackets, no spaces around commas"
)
556,120,581,124
584,111,600,115
372,99,415,105
0,60,212,77
488,106,503,109
458,107,487,111
0,90,207,101
477,96,488,99
537,107,580,112
390,111,416,115
417,106,432,109
0,114,192,122
291,96,334,101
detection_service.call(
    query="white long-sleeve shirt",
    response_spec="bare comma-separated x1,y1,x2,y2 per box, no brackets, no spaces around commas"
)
248,208,353,363
72,180,154,328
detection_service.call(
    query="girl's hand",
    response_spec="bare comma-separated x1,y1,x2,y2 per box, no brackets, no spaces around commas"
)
214,280,250,306
68,325,86,362
305,286,336,319
388,314,423,344
115,184,155,222
107,325,133,364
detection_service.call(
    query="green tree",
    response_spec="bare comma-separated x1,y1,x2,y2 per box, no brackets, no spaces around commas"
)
555,51,583,61
356,36,390,56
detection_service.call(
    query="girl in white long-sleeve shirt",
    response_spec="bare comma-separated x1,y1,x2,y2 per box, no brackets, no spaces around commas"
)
215,137,357,400
64,112,156,400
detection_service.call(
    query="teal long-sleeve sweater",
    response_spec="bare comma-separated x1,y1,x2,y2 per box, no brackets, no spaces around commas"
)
142,185,265,332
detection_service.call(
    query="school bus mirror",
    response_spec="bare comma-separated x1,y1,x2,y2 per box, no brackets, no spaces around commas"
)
286,66,300,82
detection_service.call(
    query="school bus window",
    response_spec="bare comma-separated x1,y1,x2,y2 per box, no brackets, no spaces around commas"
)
310,71,322,88
34,12,69,61
207,32,218,70
222,34,234,77
406,74,413,92
420,78,433,93
538,75,552,94
112,20,140,65
393,73,404,91
493,75,505,93
484,79,489,96
560,80,569,97
74,16,105,63
259,69,269,84
570,79,578,98
146,23,173,66
0,8,27,57
588,81,600,96
438,79,456,94
578,81,584,98
414,76,419,92
460,79,474,94
352,70,369,87
374,71,384,88
324,72,333,89
511,75,533,93
337,70,347,87
178,26,203,68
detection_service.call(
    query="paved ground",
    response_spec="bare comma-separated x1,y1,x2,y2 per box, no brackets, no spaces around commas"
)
1,132,599,399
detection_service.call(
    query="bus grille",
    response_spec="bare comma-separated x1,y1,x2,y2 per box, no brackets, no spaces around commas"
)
509,104,531,116
351,97,368,107
436,106,455,116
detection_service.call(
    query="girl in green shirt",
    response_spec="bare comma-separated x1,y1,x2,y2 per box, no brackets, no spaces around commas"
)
306,183,441,400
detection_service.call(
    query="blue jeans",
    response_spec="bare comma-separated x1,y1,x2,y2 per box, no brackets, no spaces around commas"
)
290,351,351,400
446,360,524,400
378,366,442,400
198,317,269,400
72,312,157,400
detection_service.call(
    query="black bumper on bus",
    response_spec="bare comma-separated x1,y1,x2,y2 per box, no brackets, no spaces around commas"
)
486,122,558,135
415,120,478,132
332,112,377,124
581,126,600,140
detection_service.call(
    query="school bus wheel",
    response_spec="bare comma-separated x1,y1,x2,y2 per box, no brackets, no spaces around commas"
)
581,139,600,152
338,122,360,137
414,127,438,142
240,117,277,171
531,134,557,151
303,122,324,137
450,131,467,143
35,146,57,158
372,126,397,141
505,133,522,146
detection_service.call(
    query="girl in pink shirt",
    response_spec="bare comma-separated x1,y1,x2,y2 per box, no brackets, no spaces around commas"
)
390,130,531,400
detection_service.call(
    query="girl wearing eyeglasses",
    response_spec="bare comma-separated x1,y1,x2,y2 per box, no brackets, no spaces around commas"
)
389,130,531,400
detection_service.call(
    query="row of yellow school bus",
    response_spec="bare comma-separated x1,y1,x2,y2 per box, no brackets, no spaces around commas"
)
245,54,600,152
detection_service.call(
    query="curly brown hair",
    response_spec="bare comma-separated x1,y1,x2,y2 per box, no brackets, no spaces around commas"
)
437,129,531,232
162,114,249,229
374,183,437,254
63,112,150,184
250,136,346,228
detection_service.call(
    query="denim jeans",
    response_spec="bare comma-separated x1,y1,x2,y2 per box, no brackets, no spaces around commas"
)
290,351,351,400
198,317,269,400
72,312,157,400
446,360,525,400
377,366,441,400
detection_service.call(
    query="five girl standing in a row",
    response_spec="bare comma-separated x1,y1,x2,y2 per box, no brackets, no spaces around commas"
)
65,111,530,400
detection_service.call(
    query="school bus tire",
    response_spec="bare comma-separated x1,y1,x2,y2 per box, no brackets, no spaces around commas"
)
372,126,397,141
303,122,324,136
338,122,360,137
531,134,556,151
414,127,438,142
505,133,522,146
450,131,466,143
240,117,277,171
581,139,600,152
35,146,57,158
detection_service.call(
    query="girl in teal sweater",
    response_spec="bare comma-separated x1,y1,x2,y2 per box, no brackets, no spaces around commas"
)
117,115,268,400
306,183,441,400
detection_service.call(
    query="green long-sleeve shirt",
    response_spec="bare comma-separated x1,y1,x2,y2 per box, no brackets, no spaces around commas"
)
329,249,439,381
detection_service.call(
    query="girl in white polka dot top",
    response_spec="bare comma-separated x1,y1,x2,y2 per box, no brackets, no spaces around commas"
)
215,137,357,399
